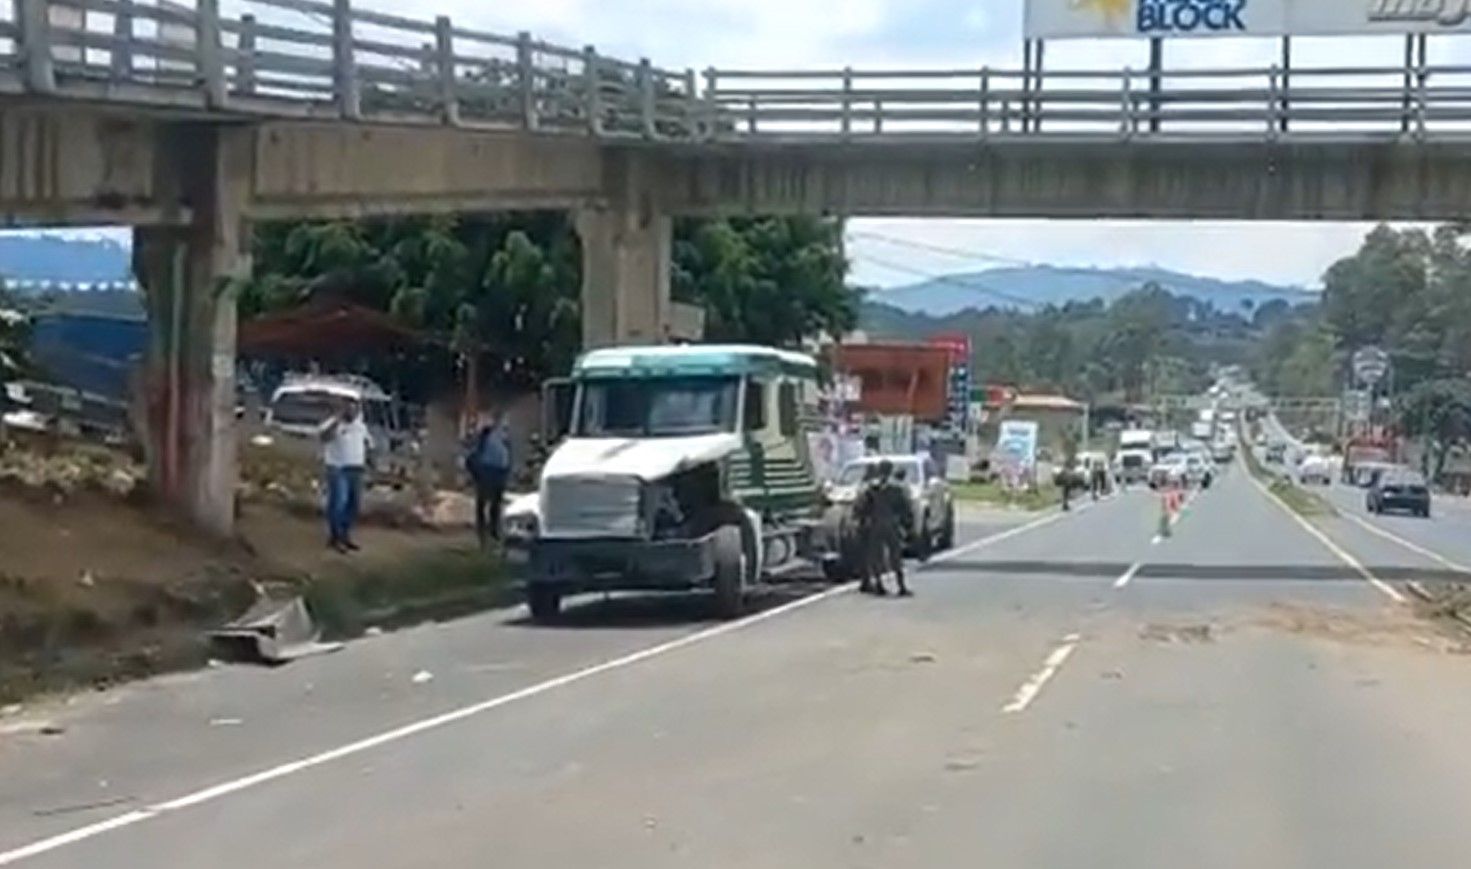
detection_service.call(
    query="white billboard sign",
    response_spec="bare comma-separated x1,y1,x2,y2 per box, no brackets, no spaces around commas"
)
1025,0,1471,40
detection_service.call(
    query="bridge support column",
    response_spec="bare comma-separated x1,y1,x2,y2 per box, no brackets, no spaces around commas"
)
576,153,671,349
133,126,253,536
575,201,671,349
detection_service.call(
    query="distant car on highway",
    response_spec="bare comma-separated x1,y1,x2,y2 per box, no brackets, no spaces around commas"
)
1265,443,1287,464
1149,453,1213,490
1298,454,1334,486
1367,468,1431,518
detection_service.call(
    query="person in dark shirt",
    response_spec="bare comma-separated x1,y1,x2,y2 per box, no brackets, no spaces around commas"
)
853,460,915,597
464,410,512,547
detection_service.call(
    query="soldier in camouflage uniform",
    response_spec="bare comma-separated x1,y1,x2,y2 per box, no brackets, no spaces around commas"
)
853,460,916,597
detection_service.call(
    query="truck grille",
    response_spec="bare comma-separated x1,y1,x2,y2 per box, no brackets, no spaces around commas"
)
541,476,642,539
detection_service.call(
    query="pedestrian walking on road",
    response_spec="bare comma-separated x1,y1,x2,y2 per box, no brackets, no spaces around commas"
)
320,397,373,553
853,460,915,598
465,410,513,547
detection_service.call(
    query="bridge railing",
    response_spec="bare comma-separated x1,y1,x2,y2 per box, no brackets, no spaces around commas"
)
6,0,1471,144
705,63,1471,140
0,0,705,137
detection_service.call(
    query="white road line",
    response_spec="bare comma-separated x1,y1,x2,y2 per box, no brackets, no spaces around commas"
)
1248,474,1407,604
0,509,1080,866
1339,511,1471,574
1002,634,1082,715
1114,562,1144,590
0,583,855,866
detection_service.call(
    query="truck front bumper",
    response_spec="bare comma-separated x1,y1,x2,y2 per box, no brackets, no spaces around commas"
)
523,534,719,593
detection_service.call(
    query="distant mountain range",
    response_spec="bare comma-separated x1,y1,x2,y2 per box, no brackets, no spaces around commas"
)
0,235,131,285
871,265,1317,316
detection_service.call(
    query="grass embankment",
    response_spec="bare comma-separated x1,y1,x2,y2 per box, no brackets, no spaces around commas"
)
1240,435,1338,519
302,545,512,639
952,480,1063,512
0,436,513,704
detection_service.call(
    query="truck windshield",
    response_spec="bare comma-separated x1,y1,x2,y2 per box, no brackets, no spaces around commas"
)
576,376,740,438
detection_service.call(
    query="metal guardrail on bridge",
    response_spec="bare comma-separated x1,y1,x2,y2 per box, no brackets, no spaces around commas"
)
1,0,1471,143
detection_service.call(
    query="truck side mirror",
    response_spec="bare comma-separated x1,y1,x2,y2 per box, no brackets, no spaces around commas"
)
542,378,574,442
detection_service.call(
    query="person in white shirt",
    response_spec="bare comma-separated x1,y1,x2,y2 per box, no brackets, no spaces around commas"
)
319,397,373,552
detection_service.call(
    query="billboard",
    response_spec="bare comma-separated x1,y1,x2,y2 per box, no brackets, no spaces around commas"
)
828,343,952,422
1025,0,1471,40
995,420,1041,471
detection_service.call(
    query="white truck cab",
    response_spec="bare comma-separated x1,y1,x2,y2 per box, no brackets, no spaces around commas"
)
510,345,843,622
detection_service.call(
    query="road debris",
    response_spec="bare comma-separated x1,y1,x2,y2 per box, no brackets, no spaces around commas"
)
77,570,95,588
1141,623,1215,644
209,594,344,665
909,651,938,664
411,670,434,685
364,626,384,637
209,717,244,727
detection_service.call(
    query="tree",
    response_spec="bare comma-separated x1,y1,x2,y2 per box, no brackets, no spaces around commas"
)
241,213,857,397
1399,378,1471,480
673,216,858,347
0,288,29,387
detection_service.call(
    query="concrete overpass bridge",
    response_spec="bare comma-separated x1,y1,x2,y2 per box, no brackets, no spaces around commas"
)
3,0,1471,531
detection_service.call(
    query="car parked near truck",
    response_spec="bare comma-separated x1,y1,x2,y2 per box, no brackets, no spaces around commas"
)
825,455,955,558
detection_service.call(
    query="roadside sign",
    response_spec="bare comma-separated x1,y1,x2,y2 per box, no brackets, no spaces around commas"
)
1025,0,1471,40
1353,346,1390,386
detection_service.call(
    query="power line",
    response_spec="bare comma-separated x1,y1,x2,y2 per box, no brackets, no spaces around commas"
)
848,231,1033,268
853,254,1041,310
851,230,1321,300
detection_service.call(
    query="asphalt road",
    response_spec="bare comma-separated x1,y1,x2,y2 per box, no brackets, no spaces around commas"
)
5,468,1471,868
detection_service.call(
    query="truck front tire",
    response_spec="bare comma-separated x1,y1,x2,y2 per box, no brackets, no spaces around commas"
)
712,525,748,619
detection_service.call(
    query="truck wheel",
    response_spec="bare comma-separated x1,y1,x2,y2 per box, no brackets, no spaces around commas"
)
712,526,748,619
938,505,956,551
527,586,562,624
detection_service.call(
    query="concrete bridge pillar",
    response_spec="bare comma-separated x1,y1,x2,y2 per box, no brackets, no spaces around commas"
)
576,154,671,349
132,126,253,536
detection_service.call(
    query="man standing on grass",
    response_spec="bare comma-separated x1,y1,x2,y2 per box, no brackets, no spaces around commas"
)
465,410,513,547
320,397,372,553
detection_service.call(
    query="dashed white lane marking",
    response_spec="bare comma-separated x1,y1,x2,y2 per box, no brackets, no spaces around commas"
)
1003,634,1082,715
1,504,1095,866
1339,511,1471,574
1248,473,1407,604
1114,562,1144,590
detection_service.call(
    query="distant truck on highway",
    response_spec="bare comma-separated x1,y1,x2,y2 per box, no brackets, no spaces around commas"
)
504,345,854,623
1114,428,1154,485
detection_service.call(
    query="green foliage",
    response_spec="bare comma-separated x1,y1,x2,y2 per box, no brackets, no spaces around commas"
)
862,284,1221,401
0,287,30,384
1320,223,1471,393
673,216,857,347
241,213,858,393
1399,379,1471,479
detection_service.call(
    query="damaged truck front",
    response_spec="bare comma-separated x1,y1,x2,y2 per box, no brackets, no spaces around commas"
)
507,345,843,622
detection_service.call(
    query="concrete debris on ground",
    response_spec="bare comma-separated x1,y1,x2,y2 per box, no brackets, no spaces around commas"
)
1141,623,1215,644
0,441,143,498
208,594,344,665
